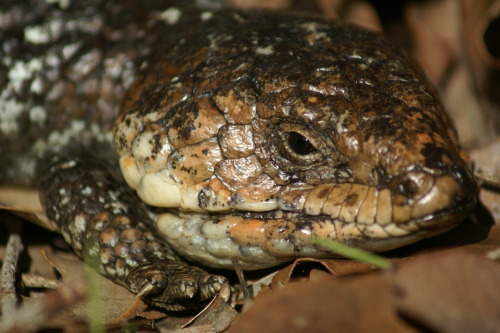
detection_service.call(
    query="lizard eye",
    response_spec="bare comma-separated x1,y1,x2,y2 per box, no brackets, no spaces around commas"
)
288,132,318,155
275,123,324,164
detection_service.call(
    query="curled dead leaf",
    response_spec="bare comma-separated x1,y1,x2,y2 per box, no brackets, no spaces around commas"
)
388,248,500,333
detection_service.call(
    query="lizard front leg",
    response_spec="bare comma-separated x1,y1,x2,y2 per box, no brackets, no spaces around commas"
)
38,152,229,310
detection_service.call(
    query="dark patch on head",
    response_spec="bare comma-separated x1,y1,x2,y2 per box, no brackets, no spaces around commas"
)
421,143,450,169
373,166,389,186
316,187,330,199
168,100,199,141
344,193,359,206
198,187,221,209
149,134,162,156
180,166,196,175
364,115,399,142
118,136,127,149
202,149,209,155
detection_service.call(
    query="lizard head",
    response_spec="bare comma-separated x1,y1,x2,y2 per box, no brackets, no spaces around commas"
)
113,11,476,268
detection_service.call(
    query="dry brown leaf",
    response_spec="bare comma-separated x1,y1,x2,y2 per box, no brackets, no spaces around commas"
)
472,136,500,175
182,296,239,333
142,296,238,333
0,187,53,231
462,0,500,92
341,1,381,32
0,187,42,210
315,0,381,31
388,249,500,333
456,0,500,146
236,257,376,306
270,257,373,290
26,245,58,280
42,250,165,323
229,246,500,333
404,0,495,148
228,274,416,333
471,138,500,224
405,0,457,85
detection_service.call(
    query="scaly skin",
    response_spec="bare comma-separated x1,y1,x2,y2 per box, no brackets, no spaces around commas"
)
1,1,476,308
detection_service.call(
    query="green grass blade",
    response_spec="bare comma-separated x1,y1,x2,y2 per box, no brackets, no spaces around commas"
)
85,257,105,333
313,235,392,269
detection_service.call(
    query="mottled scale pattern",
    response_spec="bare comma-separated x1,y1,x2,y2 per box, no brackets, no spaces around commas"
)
1,0,476,308
38,153,227,309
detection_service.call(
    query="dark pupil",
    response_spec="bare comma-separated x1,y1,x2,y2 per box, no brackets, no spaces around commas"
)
288,132,317,155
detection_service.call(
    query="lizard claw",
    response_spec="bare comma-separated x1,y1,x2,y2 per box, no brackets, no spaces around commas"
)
127,259,229,310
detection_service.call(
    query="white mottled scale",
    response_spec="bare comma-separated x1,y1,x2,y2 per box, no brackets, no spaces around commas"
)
154,208,417,269
156,212,283,269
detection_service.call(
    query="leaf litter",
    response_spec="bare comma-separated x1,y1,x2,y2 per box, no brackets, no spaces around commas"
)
1,0,500,332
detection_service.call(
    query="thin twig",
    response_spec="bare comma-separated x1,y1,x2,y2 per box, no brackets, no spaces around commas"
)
231,257,251,300
22,273,62,289
1,232,24,315
475,169,500,191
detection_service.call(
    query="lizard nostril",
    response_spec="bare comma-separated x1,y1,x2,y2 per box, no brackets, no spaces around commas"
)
397,178,419,198
390,172,434,203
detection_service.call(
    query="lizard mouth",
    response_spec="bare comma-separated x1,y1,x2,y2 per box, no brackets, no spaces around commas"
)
272,168,477,246
154,168,476,270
